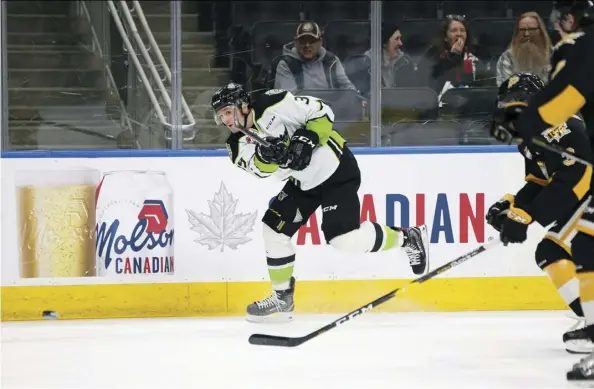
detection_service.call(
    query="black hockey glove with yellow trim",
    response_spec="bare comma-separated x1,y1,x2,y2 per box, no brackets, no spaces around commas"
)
287,128,319,171
491,102,527,144
500,205,532,246
486,193,514,233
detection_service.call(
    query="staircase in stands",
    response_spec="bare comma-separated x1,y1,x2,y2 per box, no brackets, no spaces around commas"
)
5,0,229,150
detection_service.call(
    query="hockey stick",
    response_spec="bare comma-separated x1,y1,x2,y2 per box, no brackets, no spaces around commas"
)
248,237,501,347
530,137,592,168
238,127,272,147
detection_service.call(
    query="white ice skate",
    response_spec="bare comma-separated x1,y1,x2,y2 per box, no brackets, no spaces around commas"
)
564,314,594,354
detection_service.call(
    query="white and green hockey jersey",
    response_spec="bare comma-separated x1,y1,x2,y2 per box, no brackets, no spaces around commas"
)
225,89,347,191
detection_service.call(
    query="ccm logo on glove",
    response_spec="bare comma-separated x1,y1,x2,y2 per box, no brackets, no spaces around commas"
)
506,208,532,224
292,135,317,149
287,129,319,171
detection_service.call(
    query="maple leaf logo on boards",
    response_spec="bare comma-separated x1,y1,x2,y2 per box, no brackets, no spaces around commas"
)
185,182,257,252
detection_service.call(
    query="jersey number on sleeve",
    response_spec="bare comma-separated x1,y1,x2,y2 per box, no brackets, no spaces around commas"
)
294,96,310,104
238,158,248,170
294,96,330,112
562,147,577,166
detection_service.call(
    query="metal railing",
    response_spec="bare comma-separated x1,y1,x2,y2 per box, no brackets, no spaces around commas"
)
76,0,140,148
107,0,196,142
0,0,7,150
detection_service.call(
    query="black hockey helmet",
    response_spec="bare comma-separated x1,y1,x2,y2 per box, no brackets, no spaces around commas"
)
211,83,250,125
491,73,545,144
496,72,545,105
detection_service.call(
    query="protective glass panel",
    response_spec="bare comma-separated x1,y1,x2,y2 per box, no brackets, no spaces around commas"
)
4,0,171,151
178,1,230,148
182,1,372,149
378,1,555,146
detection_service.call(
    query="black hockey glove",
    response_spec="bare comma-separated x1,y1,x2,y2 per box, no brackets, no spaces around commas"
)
287,128,319,171
255,137,289,165
491,102,527,144
485,194,513,233
500,205,532,246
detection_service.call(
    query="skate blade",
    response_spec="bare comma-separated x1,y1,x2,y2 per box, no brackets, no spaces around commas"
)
566,368,594,381
245,311,293,324
565,340,594,355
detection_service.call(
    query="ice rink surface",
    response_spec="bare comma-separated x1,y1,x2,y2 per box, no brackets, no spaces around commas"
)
2,311,594,389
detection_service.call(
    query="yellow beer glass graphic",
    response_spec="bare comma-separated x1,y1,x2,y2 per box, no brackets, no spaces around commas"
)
16,169,100,278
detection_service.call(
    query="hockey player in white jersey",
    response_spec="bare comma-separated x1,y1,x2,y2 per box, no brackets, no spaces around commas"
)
211,83,430,322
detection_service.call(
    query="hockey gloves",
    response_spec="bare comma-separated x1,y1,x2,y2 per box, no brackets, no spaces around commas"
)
287,128,319,171
256,136,289,166
491,102,527,144
485,194,514,232
500,205,532,246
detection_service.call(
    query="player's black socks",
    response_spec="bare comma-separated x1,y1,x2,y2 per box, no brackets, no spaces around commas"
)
570,299,585,318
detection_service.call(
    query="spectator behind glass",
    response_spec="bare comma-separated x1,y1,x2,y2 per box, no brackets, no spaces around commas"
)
345,24,418,98
417,15,480,99
364,25,417,88
273,21,356,93
496,12,552,86
550,2,583,44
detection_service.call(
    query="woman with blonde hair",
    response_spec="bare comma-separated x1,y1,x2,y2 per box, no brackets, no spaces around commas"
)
496,12,552,86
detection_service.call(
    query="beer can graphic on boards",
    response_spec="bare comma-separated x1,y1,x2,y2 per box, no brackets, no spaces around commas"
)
16,168,100,278
95,171,174,276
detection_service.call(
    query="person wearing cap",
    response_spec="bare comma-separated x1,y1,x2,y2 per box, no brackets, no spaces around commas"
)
273,21,356,93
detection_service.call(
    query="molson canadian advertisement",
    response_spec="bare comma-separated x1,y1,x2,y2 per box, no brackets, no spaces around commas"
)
11,168,175,279
2,151,566,320
1,151,548,288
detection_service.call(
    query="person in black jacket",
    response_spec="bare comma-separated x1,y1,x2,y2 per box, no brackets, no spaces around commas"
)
344,24,418,98
417,15,481,99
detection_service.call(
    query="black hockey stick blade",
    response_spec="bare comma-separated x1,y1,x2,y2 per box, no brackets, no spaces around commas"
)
248,288,399,347
247,332,316,347
248,238,500,347
247,334,298,347
531,137,592,168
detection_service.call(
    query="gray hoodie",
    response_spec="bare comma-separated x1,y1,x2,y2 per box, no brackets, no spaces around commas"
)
364,49,413,87
274,42,356,92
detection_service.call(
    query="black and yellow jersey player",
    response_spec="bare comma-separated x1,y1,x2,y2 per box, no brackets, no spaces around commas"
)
487,72,593,357
489,1,594,381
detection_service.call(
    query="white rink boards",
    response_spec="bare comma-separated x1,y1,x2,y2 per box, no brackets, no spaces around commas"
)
1,147,571,320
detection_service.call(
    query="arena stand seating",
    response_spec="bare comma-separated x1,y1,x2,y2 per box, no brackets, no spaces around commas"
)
223,0,555,146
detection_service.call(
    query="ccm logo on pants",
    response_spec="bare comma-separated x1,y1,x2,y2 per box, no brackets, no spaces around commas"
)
323,205,338,212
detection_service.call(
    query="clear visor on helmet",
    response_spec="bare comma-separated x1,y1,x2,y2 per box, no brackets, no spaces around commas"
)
213,104,235,126
213,103,247,130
